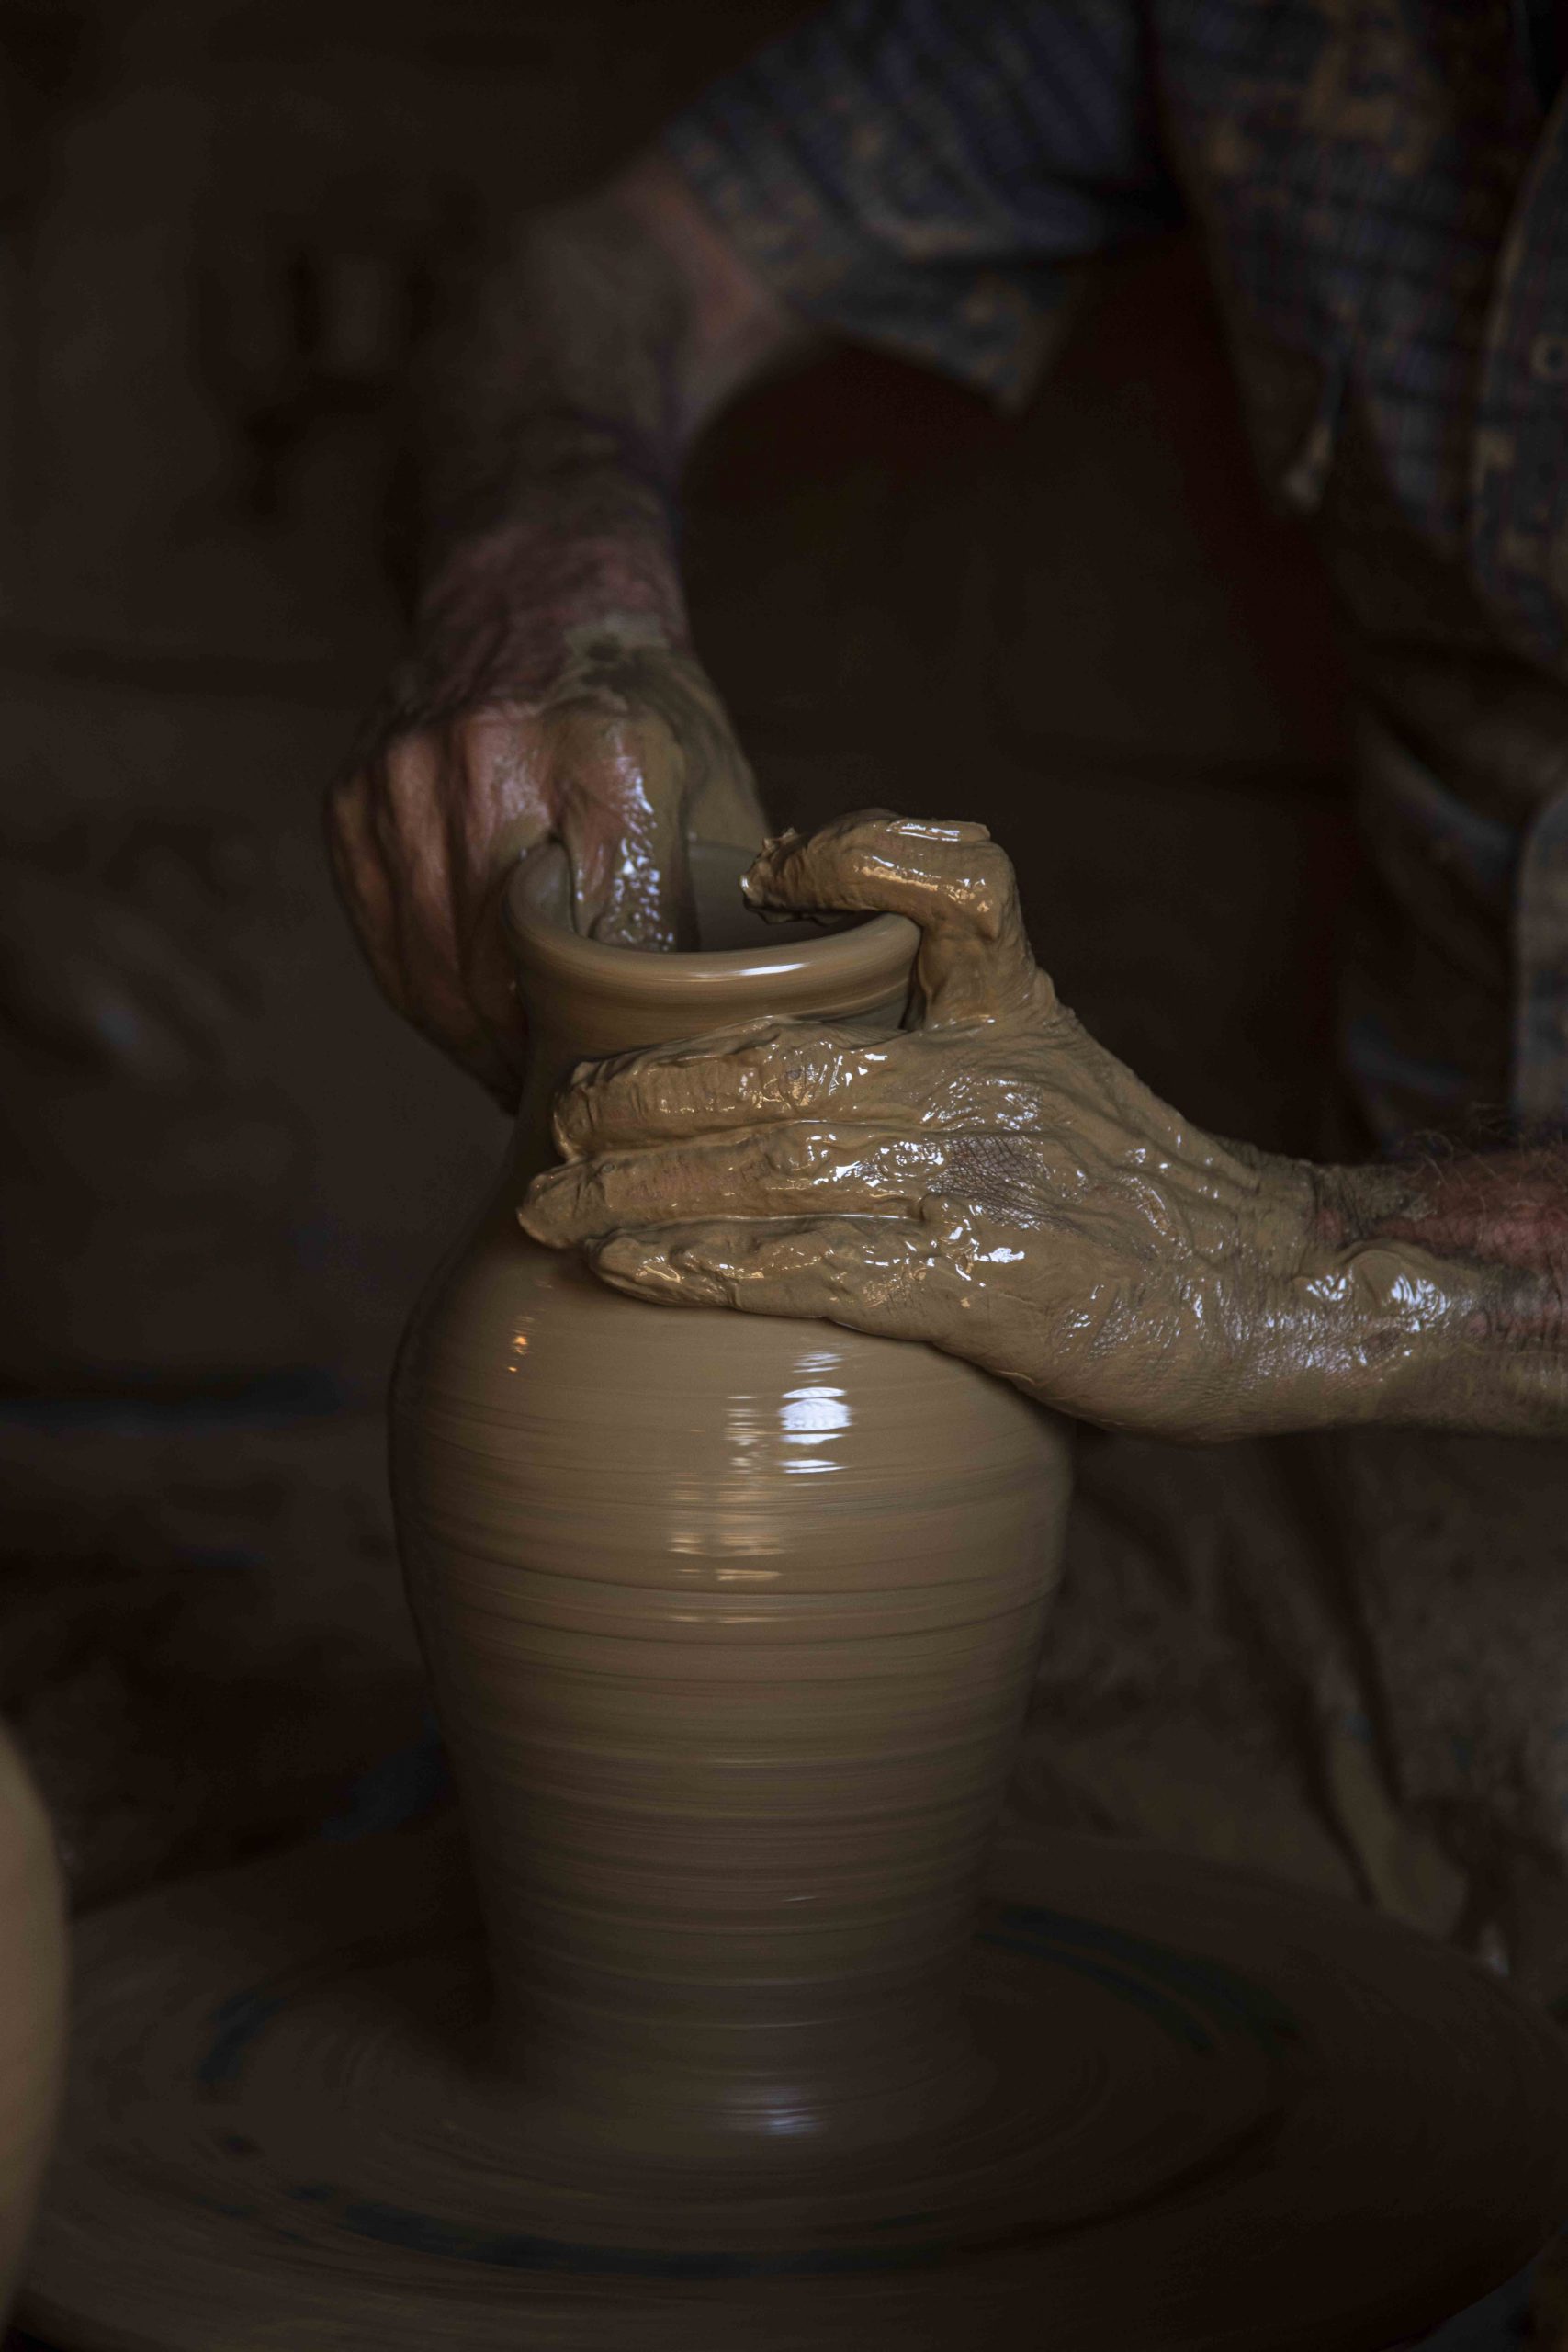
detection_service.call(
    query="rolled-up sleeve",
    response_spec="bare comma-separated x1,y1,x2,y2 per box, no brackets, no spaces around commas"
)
662,0,1182,408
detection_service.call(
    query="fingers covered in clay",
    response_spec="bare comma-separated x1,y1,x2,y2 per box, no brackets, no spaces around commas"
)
743,812,1043,1027
550,1018,1067,1159
326,633,766,1102
586,1213,974,1354
550,1019,901,1156
523,1125,981,1243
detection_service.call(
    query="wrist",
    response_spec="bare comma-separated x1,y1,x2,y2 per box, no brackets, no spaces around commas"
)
1295,1163,1568,1433
397,514,690,727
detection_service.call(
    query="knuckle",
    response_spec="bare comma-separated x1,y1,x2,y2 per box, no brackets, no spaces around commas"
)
954,846,1015,935
766,1125,821,1178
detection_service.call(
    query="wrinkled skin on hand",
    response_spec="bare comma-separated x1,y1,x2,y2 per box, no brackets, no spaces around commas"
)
327,613,764,1105
521,811,1471,1442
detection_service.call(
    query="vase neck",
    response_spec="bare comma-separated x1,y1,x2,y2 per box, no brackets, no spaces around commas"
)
503,841,918,1183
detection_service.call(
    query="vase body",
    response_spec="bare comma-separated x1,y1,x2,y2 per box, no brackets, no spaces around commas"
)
391,846,1074,2159
0,1728,66,2315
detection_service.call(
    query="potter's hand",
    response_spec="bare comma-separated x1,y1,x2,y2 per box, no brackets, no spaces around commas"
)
525,811,1568,1438
323,156,800,1108
328,615,764,1106
523,812,1376,1440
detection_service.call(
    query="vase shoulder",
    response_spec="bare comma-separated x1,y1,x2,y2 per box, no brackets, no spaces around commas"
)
397,1216,1071,1600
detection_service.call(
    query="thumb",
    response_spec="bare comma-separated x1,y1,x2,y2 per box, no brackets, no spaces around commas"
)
551,702,697,953
741,811,1044,1027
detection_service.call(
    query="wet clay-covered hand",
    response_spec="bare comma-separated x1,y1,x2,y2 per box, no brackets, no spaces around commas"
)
329,616,762,1104
325,158,798,1104
523,812,1568,1440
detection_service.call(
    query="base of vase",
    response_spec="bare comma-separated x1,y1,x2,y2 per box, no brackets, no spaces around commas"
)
24,1819,1568,2351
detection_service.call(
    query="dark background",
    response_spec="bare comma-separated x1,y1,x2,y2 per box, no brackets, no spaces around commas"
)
0,1,1356,1913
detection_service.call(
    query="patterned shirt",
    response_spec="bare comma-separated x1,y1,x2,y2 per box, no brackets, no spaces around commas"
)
666,0,1568,1144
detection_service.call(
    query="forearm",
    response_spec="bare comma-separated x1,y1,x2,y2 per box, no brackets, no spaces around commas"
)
402,153,807,718
1307,1148,1568,1434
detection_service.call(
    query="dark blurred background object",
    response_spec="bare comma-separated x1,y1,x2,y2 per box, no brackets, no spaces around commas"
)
0,2,1361,1917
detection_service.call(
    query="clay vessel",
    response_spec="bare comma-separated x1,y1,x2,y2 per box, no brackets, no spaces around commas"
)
0,1727,66,2315
24,846,1568,2352
390,841,1074,2159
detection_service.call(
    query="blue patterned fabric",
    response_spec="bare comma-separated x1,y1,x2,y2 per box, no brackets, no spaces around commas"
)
667,2,1568,1141
669,2,1180,405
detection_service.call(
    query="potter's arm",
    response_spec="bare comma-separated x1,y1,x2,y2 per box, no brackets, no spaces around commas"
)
1298,1153,1568,1435
397,155,812,702
327,157,811,1101
522,812,1568,1442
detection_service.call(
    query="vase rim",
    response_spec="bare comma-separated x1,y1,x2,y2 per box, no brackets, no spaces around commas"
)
503,841,917,1010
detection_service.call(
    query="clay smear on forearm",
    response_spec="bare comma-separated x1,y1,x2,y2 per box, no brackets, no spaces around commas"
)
1314,1148,1568,1345
1304,1148,1568,1431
